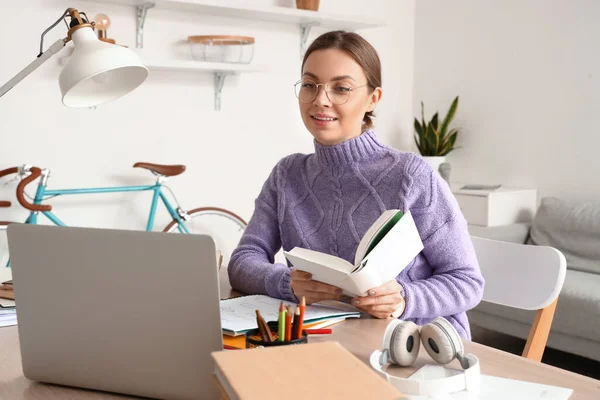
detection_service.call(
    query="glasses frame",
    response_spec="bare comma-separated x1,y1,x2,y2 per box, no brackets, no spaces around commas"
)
294,79,369,105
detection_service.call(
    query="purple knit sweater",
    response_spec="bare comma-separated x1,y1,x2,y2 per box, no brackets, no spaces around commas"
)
228,130,484,339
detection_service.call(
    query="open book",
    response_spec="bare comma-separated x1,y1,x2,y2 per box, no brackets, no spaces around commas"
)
283,210,424,296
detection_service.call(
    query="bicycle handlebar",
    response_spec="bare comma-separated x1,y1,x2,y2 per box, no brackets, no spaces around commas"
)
0,166,19,208
16,167,52,212
0,166,19,179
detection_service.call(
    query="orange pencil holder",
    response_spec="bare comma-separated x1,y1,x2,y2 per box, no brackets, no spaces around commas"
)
245,321,307,349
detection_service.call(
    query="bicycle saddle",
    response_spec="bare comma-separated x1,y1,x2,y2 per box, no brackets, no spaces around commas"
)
133,162,186,177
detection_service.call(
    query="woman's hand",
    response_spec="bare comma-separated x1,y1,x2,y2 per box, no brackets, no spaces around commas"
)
290,269,346,304
350,280,405,319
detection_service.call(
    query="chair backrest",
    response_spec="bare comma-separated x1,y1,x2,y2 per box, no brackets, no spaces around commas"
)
471,236,567,310
471,236,568,362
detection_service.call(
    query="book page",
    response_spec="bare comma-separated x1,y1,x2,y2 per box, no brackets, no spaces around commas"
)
285,248,355,274
354,210,401,266
350,211,424,294
284,248,363,294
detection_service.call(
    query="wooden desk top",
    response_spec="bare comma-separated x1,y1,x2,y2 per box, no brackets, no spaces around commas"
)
1,269,599,399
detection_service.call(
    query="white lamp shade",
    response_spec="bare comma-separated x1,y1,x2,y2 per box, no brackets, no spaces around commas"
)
59,27,148,108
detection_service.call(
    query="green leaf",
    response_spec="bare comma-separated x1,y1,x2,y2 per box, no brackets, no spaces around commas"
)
440,128,459,148
426,119,438,156
414,118,423,137
421,101,427,135
439,96,459,136
414,118,425,155
414,135,423,154
428,113,440,154
431,112,439,132
439,131,458,156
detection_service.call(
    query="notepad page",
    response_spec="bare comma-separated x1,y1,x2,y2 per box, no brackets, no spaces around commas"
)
220,295,360,336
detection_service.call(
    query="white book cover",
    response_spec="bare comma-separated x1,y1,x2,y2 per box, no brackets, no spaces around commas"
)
283,210,424,296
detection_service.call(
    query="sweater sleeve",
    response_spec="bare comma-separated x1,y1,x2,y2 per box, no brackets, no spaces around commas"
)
227,159,297,302
398,156,485,319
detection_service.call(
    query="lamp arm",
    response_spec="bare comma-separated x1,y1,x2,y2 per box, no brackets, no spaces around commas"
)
0,7,92,99
0,38,66,99
39,8,71,56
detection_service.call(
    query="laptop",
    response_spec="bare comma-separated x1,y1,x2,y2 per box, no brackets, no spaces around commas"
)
7,224,223,400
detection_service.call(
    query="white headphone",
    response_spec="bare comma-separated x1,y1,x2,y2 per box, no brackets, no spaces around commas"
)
369,317,481,397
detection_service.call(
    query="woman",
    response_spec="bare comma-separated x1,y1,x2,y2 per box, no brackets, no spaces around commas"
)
228,31,484,340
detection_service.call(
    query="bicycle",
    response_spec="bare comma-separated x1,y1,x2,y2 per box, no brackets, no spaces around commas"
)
0,163,247,269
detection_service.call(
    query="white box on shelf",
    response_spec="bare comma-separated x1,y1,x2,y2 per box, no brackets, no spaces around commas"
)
450,183,538,227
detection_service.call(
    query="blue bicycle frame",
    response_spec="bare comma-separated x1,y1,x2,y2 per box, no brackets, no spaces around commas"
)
25,180,190,234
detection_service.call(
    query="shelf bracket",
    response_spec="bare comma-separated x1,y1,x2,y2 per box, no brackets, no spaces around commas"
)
214,72,228,111
136,2,156,48
299,22,318,58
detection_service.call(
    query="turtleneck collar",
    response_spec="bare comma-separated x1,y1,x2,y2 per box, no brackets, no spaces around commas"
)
314,129,386,167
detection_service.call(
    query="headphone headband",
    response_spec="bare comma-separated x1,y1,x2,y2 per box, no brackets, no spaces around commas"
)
369,350,480,397
370,318,481,397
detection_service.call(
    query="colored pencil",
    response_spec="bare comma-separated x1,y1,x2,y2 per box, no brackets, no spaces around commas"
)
255,310,269,342
292,306,301,339
255,310,274,342
298,296,306,337
278,301,286,342
304,329,332,335
285,305,292,341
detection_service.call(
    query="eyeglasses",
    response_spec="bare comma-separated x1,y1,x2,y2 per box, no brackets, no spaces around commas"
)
294,79,369,105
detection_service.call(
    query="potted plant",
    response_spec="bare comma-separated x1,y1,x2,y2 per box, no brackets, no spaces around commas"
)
414,96,460,175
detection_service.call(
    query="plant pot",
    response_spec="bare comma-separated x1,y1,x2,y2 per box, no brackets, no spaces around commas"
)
422,156,447,175
296,0,320,11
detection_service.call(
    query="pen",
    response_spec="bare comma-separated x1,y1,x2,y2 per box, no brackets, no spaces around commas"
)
285,305,292,341
304,329,332,335
278,302,285,342
292,306,301,339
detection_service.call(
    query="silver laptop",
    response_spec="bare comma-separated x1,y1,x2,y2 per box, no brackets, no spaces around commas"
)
7,224,223,400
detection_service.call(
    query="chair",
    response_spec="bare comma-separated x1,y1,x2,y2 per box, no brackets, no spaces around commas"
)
471,236,567,362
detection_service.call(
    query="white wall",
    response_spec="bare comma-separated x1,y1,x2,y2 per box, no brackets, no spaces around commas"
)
413,0,600,202
0,0,415,230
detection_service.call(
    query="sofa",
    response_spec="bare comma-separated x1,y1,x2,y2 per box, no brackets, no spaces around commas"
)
466,197,600,362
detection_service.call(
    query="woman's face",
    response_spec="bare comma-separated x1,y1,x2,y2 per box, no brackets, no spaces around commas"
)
298,48,382,146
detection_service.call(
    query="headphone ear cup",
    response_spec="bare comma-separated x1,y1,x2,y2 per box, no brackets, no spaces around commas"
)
387,320,420,367
420,317,463,365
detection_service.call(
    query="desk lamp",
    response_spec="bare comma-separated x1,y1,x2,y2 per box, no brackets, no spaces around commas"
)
0,8,148,108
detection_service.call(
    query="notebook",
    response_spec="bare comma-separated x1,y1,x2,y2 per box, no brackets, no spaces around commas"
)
220,295,360,336
211,341,404,400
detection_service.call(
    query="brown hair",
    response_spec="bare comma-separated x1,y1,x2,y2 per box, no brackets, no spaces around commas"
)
301,31,382,131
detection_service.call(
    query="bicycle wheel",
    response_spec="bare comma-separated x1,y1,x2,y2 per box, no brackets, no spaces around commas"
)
162,207,247,269
0,222,11,269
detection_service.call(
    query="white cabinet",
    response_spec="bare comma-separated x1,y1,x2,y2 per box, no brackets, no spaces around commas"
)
450,183,538,227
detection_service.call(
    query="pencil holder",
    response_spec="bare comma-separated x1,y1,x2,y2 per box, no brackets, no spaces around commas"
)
245,321,308,349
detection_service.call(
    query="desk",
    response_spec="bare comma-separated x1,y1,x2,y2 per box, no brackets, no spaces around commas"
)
1,269,599,399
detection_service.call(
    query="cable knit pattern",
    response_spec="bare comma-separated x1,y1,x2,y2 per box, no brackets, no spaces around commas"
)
328,166,344,256
228,130,485,339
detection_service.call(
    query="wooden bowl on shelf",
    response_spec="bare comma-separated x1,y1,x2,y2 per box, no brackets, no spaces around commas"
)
296,0,320,11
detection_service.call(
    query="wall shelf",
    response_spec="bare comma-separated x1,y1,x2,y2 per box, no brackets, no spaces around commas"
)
92,0,385,54
86,0,385,110
142,58,266,110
